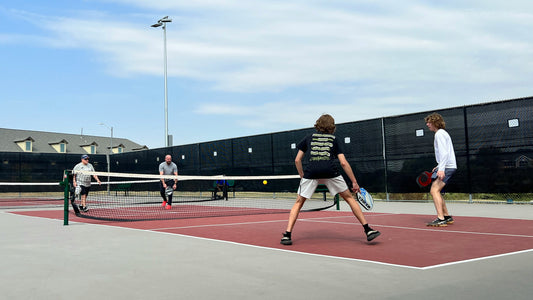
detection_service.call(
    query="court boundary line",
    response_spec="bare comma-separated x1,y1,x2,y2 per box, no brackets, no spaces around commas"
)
144,213,533,270
131,214,533,270
148,230,425,270
150,219,287,231
420,248,533,270
303,219,533,238
147,213,394,231
144,226,533,270
7,211,533,270
149,214,533,239
6,212,423,269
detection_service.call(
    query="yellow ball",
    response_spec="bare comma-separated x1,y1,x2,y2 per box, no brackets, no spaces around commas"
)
263,180,268,185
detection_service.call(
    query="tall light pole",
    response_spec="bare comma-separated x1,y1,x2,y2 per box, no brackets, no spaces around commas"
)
151,16,172,147
99,123,113,191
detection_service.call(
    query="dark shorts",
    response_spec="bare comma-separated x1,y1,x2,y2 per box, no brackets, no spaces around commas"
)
432,168,456,184
80,185,91,195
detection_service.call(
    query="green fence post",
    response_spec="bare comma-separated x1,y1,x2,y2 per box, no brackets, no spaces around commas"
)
335,194,340,210
60,170,70,225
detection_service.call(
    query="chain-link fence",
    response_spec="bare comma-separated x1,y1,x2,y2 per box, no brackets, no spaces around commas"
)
2,97,532,202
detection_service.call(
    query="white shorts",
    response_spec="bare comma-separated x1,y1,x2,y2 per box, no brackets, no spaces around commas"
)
297,176,349,199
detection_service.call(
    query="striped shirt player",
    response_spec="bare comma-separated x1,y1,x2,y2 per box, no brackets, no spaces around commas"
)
72,154,100,212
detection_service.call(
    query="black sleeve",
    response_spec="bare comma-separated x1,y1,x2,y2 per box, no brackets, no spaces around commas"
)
332,136,343,157
297,135,309,153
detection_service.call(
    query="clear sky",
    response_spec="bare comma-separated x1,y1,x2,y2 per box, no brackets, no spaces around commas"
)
1,1,532,149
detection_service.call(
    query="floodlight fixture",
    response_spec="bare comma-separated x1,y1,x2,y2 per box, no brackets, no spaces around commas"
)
151,16,172,147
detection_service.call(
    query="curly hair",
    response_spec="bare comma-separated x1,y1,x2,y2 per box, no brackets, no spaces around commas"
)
314,114,336,134
424,113,446,129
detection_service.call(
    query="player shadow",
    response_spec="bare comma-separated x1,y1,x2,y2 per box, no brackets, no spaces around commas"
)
297,228,382,246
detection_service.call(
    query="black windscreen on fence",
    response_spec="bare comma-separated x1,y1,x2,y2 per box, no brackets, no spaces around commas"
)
2,97,532,194
466,98,533,193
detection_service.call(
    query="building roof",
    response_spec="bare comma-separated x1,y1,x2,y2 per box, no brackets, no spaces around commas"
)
0,128,148,154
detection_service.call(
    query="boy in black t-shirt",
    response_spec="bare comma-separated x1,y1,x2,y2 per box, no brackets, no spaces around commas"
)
280,114,381,245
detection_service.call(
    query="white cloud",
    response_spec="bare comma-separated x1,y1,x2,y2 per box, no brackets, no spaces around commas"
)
193,96,418,133
2,0,532,146
8,1,532,92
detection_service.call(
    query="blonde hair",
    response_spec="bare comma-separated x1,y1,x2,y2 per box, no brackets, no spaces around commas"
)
314,114,336,134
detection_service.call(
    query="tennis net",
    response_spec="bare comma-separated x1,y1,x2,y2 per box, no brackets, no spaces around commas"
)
65,170,339,222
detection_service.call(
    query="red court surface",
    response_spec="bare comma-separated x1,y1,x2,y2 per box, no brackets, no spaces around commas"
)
12,209,533,269
0,198,63,207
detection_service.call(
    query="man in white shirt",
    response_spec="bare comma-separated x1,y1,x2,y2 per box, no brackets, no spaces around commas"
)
425,113,457,227
73,154,101,212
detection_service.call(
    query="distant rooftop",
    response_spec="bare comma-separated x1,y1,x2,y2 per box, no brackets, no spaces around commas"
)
0,128,148,154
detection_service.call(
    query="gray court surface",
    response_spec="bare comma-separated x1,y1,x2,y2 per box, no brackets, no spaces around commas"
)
1,202,532,300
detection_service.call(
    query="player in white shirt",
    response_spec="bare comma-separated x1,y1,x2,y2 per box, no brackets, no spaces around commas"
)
425,113,457,227
73,154,101,212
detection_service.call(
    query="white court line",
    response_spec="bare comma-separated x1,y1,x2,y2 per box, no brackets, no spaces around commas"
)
149,213,394,231
147,215,339,231
151,219,287,231
147,216,366,230
10,211,532,270
420,249,533,270
147,229,425,270
145,227,533,270
302,219,533,238
151,214,533,239
144,213,533,270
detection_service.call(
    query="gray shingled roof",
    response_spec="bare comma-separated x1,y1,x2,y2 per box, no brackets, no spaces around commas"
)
0,128,148,154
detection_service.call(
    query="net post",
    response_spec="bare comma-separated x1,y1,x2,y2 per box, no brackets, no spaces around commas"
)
335,194,340,210
61,170,70,225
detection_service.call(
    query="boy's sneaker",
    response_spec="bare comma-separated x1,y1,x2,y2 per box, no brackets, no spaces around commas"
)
444,216,454,224
165,205,172,210
427,218,447,227
161,201,167,207
280,232,292,245
366,230,381,241
81,206,89,212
